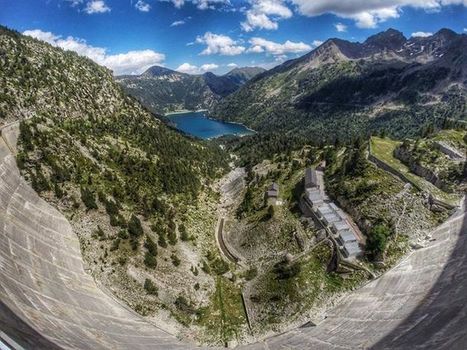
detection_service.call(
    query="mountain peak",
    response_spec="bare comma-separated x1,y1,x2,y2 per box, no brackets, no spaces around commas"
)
433,28,458,40
142,65,179,77
364,28,407,49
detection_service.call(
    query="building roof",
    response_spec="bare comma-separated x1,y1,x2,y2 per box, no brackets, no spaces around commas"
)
343,241,362,257
267,190,278,198
306,188,323,204
322,212,340,224
266,182,279,198
305,167,319,188
269,182,279,191
339,230,357,243
332,220,351,232
317,204,333,216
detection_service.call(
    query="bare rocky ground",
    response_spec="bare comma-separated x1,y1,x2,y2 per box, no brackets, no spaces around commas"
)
43,185,219,341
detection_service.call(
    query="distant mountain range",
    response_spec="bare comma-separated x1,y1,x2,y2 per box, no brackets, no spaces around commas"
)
212,28,466,141
117,66,265,114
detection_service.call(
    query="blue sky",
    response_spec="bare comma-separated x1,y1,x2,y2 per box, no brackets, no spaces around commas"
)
0,0,466,75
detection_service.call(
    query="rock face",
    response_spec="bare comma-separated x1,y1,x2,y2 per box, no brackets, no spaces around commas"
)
394,146,445,189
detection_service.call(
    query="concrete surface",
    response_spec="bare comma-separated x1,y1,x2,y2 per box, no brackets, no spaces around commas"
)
1,122,466,349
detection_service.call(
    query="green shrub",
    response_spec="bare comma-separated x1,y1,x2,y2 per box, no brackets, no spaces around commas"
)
128,214,143,237
81,187,98,210
144,251,157,268
144,235,158,256
144,278,158,295
171,254,181,266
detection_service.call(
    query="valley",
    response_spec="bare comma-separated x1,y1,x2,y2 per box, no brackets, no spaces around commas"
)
0,22,466,350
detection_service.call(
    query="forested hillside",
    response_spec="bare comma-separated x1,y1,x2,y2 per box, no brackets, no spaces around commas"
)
212,29,467,145
0,26,242,343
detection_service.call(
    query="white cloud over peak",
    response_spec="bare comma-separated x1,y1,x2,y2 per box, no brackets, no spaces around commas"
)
241,0,292,31
411,31,433,37
290,0,467,28
312,40,323,47
176,62,219,74
135,0,151,12
23,29,164,75
227,63,238,68
334,23,347,32
247,37,311,55
84,0,110,14
196,32,246,55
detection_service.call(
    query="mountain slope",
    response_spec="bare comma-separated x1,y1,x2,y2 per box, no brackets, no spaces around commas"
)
224,66,266,86
117,65,265,114
212,28,466,142
0,26,247,343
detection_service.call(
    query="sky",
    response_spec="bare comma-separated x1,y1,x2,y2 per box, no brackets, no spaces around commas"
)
0,0,466,75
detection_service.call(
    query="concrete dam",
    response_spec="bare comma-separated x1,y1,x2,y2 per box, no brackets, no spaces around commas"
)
0,123,466,350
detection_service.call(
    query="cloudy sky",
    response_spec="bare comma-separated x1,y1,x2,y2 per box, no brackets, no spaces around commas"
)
1,0,466,75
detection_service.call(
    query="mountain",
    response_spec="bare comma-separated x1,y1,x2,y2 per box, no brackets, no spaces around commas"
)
117,65,265,114
212,28,466,142
224,66,266,86
0,25,236,340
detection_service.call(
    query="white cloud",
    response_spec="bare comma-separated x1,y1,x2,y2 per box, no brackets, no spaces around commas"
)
200,63,219,71
176,63,199,74
196,32,246,55
23,29,165,75
161,0,230,10
247,37,311,55
196,0,231,10
84,0,110,14
171,20,186,26
135,0,151,12
241,0,293,31
227,62,238,68
312,40,323,47
289,0,467,29
66,0,83,7
176,62,219,74
334,23,347,32
411,31,433,37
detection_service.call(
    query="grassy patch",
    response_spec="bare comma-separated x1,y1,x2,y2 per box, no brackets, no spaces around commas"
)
370,137,460,205
248,244,366,331
197,277,247,345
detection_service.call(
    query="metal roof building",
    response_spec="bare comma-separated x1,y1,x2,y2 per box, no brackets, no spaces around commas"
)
305,167,319,189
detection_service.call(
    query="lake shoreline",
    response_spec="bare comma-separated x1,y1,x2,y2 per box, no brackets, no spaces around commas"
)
165,110,255,139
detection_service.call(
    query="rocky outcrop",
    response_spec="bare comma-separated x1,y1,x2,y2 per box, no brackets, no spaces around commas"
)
394,146,450,192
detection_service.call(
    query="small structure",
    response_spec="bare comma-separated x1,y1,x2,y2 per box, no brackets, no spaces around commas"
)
265,182,279,206
304,167,319,189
